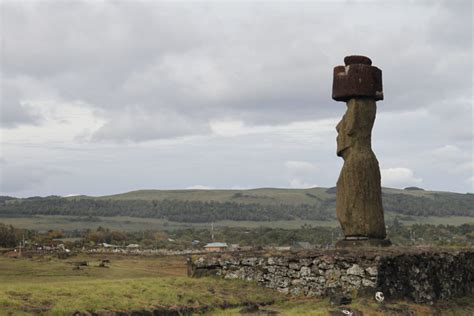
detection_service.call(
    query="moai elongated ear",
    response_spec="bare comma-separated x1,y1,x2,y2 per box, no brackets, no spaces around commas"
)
332,55,383,102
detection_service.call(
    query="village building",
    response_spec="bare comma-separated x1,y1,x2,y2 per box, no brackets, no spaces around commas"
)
203,242,228,252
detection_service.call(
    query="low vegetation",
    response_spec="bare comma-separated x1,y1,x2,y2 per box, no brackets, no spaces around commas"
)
0,254,473,315
1,187,472,223
0,255,281,315
1,188,472,314
1,221,473,250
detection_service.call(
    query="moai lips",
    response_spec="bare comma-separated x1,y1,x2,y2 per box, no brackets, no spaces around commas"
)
332,55,383,102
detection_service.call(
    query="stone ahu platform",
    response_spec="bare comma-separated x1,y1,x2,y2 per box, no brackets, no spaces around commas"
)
188,247,474,304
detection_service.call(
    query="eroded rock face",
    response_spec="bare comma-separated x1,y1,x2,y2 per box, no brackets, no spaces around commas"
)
335,98,386,239
189,249,474,304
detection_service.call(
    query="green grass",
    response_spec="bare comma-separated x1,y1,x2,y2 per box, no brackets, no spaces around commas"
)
209,296,474,315
1,214,472,232
1,255,473,315
1,277,277,314
0,255,281,315
0,216,339,231
383,212,474,226
91,186,462,203
96,187,333,205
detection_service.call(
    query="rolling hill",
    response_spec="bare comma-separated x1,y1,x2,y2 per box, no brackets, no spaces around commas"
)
0,187,472,224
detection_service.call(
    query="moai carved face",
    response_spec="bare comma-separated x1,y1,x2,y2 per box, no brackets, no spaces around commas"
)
336,99,377,159
336,112,351,158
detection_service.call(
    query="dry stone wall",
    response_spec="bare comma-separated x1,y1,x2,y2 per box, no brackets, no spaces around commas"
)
188,248,474,303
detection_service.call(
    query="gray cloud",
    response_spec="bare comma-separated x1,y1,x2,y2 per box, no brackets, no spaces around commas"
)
0,83,42,128
0,0,472,195
91,108,211,142
0,160,46,193
2,0,470,141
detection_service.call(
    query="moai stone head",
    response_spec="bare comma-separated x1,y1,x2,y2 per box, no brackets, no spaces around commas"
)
335,99,377,158
332,55,383,102
333,55,383,158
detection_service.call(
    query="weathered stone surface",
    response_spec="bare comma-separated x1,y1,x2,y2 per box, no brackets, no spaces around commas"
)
335,97,387,239
332,62,383,101
362,278,376,287
336,238,392,248
189,248,474,303
365,266,378,276
344,55,372,66
332,55,389,243
300,266,312,277
346,264,365,277
288,262,301,270
242,257,258,266
341,275,361,287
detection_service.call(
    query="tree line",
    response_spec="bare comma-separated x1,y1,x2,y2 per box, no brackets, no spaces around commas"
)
0,192,472,223
382,193,473,217
0,198,334,222
2,221,473,249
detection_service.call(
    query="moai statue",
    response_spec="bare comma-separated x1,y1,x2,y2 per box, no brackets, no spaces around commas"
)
332,55,391,247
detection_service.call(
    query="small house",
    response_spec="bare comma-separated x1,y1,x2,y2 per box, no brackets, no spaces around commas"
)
204,242,228,252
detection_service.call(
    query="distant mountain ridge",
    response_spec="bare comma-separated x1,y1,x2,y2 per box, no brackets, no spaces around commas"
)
0,187,472,223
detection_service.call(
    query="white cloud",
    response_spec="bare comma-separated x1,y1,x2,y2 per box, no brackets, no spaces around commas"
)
465,176,474,191
91,109,210,142
3,1,470,141
1,99,104,144
286,160,318,188
0,1,471,196
0,161,57,193
186,185,214,190
432,145,468,163
288,178,317,189
285,161,317,174
381,167,422,189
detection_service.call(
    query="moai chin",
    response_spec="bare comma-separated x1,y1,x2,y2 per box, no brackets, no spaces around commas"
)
332,55,391,247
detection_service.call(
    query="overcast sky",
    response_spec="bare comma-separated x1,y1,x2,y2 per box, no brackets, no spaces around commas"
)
1,0,472,197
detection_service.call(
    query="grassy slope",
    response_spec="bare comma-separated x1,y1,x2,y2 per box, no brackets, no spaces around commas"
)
210,296,474,315
2,214,473,232
97,186,446,203
0,255,281,315
2,187,471,231
97,187,333,205
1,255,472,315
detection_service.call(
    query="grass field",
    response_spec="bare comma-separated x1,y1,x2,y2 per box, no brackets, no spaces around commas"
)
97,187,334,205
0,215,340,232
94,186,443,204
0,255,281,315
1,254,473,315
1,213,472,232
